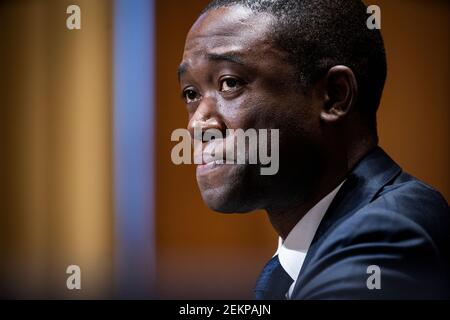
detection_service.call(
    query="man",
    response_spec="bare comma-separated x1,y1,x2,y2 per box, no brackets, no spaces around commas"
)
178,0,450,299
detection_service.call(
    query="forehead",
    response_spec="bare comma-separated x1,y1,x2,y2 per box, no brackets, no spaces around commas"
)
183,6,276,61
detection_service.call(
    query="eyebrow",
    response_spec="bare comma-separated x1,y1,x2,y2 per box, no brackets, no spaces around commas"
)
177,52,246,81
177,63,188,81
205,52,245,65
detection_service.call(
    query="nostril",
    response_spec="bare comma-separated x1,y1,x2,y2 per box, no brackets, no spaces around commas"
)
190,117,227,142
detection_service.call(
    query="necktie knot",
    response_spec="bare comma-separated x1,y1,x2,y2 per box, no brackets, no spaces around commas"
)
254,255,293,300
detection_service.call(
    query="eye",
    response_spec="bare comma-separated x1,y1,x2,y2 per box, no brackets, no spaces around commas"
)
219,77,243,93
182,88,201,104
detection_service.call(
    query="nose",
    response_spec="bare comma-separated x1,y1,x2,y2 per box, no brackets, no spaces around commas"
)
188,96,226,141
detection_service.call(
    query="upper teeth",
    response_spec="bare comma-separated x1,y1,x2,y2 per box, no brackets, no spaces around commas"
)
206,160,224,165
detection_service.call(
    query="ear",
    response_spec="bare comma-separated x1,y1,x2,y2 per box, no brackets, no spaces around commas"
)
320,66,358,123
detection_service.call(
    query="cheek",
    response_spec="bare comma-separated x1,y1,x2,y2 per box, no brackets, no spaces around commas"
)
215,81,313,132
217,94,279,130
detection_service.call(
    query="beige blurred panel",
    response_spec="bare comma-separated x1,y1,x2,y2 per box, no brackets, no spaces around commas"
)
375,0,450,201
0,0,114,298
0,0,49,298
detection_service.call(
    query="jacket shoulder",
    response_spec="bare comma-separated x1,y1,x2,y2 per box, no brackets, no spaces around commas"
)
293,174,450,299
373,173,450,249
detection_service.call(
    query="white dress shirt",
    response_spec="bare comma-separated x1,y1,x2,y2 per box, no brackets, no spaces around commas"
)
275,181,345,299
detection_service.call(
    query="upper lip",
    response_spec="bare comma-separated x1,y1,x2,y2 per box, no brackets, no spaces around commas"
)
194,141,226,165
194,153,224,165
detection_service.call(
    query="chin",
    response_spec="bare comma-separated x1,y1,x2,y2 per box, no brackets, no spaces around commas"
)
198,179,261,214
196,163,265,213
199,185,251,213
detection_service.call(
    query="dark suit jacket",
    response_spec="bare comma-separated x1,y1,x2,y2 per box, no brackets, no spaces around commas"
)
291,147,450,299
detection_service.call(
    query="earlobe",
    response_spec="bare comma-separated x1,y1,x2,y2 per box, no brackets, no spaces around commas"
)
320,66,357,123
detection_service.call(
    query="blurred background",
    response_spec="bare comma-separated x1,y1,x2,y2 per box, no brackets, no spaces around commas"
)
0,0,448,299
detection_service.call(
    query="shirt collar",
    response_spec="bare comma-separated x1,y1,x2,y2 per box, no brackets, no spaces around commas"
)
275,181,346,282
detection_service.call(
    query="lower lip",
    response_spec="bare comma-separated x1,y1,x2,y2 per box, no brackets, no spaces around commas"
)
196,161,227,176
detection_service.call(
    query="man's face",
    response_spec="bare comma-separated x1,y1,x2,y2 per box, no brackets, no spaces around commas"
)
179,6,321,213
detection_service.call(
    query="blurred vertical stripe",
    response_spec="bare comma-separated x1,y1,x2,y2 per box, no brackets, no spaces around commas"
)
113,0,155,298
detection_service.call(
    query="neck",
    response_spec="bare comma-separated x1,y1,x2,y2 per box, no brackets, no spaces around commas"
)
266,142,376,240
266,172,344,240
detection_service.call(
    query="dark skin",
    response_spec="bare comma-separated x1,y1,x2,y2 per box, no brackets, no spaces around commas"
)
178,5,376,239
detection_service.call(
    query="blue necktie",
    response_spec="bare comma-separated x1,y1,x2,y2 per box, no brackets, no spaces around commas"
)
254,255,294,300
